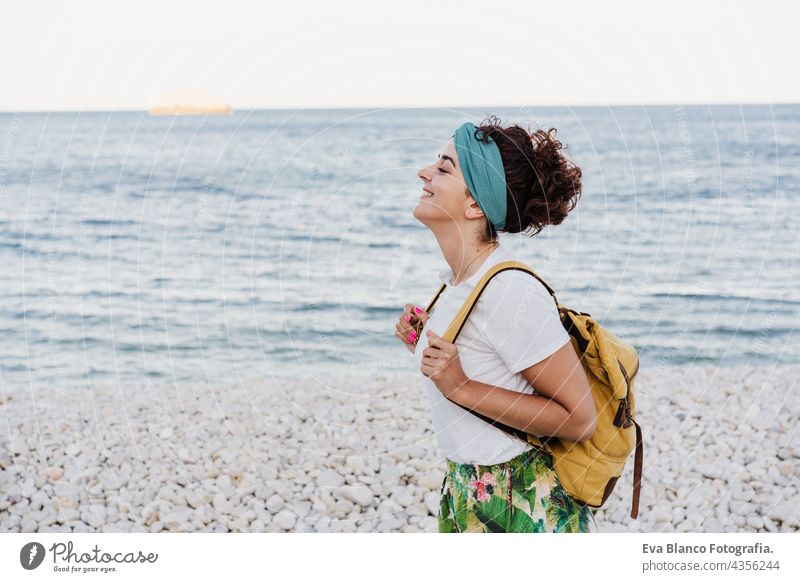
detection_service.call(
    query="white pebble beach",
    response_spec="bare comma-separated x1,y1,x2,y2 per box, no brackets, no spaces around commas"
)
1,363,798,533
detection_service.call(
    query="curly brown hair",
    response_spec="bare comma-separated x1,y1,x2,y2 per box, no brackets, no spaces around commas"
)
465,115,583,242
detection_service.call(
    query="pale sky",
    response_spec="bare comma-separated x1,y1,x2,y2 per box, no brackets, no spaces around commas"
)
1,0,798,111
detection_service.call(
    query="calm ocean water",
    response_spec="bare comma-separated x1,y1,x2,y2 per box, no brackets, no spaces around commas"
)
1,105,798,391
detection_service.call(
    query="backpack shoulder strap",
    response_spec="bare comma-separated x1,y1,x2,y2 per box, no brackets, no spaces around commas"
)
423,282,447,315
442,260,560,344
423,260,559,320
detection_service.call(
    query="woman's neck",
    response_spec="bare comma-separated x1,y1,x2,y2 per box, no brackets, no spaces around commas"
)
435,234,499,286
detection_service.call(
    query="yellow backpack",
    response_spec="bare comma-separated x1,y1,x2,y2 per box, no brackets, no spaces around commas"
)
423,260,644,519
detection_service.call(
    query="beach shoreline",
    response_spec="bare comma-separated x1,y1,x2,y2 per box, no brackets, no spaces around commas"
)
1,363,798,533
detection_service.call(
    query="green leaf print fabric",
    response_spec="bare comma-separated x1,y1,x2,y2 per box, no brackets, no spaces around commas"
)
437,448,598,533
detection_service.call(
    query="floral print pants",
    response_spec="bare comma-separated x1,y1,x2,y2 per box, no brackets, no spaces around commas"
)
438,447,598,533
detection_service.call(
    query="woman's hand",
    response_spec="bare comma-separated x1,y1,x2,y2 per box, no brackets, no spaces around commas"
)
395,303,429,353
420,329,469,398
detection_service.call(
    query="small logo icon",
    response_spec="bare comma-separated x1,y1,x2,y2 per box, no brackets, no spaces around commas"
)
20,542,46,570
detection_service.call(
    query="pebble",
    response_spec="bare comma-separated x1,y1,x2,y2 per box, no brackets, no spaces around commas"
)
415,472,444,490
345,456,367,473
162,510,190,530
702,518,724,532
763,516,778,532
53,482,80,498
378,464,402,484
393,489,417,508
337,486,374,508
424,491,439,516
419,516,438,532
47,467,64,481
746,515,764,530
377,515,404,532
184,489,208,509
265,494,285,513
254,485,275,501
29,491,49,512
56,508,80,524
273,510,297,530
652,509,671,523
10,440,28,455
317,470,345,489
212,492,228,508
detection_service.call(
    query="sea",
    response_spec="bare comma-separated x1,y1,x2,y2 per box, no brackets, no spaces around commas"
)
1,104,798,391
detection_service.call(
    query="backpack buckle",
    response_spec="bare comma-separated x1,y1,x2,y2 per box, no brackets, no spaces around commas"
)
613,400,626,427
613,397,634,428
623,404,634,428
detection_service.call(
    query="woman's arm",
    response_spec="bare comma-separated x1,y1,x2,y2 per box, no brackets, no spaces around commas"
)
450,341,597,442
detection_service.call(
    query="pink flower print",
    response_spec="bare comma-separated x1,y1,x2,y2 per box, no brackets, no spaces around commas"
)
469,471,498,502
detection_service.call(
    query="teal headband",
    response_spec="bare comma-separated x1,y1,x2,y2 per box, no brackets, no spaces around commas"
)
453,122,507,230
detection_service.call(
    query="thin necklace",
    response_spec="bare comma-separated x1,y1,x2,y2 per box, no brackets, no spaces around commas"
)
452,241,499,285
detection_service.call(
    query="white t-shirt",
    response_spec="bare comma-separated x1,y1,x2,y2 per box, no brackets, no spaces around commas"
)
412,243,571,465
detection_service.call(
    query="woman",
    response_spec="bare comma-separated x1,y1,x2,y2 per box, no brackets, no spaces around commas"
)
395,116,598,533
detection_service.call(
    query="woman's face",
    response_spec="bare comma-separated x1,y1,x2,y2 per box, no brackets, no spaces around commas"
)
413,138,478,229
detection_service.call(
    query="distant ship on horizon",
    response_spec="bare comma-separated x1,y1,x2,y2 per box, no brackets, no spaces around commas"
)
148,87,231,116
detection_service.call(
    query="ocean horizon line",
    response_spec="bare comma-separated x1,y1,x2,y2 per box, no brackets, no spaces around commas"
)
1,100,799,115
